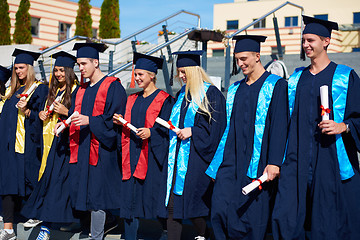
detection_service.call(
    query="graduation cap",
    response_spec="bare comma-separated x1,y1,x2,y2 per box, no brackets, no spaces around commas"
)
72,43,106,60
133,52,163,74
233,35,267,53
172,50,203,68
0,65,11,84
12,48,41,66
302,15,338,38
52,51,77,68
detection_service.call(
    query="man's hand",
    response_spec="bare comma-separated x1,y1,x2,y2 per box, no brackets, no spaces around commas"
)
113,113,123,125
318,120,346,135
176,127,192,140
263,164,280,181
72,114,89,126
54,122,63,137
137,128,151,140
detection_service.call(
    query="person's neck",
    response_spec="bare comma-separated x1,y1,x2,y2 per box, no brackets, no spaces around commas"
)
246,66,265,85
143,83,157,98
59,82,66,91
310,52,331,74
89,69,105,86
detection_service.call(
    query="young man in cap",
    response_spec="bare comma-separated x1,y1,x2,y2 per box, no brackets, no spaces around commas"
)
272,16,360,240
207,35,288,239
55,43,127,240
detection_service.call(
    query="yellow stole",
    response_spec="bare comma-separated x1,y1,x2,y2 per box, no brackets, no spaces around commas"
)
15,82,42,154
38,84,77,181
0,87,11,114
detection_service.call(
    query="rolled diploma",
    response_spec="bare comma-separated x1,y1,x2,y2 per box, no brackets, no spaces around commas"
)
242,173,268,195
118,116,138,133
16,83,38,108
47,96,62,114
56,111,79,135
155,117,180,133
320,85,329,121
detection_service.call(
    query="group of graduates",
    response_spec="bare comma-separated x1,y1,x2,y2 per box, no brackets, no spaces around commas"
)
0,15,359,240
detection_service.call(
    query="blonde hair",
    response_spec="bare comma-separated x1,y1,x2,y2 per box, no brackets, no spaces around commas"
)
145,70,157,84
176,66,214,119
2,64,36,100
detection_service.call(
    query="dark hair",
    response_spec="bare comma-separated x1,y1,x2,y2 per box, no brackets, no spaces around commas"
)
319,36,330,50
47,66,78,109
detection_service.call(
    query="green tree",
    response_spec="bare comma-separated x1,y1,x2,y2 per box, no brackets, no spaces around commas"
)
13,0,32,44
75,0,93,37
99,0,120,39
0,0,11,45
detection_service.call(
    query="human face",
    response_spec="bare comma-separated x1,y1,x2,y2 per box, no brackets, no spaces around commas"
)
234,52,258,76
77,58,97,78
178,67,187,84
54,66,66,83
134,69,154,89
14,63,28,81
302,33,329,59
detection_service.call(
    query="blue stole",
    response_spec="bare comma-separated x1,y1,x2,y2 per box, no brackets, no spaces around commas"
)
165,82,211,206
206,74,282,180
287,64,354,180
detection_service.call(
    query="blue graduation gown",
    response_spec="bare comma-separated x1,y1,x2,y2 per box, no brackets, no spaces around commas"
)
211,71,288,239
0,84,48,196
21,87,80,223
272,62,360,240
69,77,127,211
158,85,226,219
119,89,174,219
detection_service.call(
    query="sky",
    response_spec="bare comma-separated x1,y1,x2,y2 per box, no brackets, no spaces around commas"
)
70,0,233,37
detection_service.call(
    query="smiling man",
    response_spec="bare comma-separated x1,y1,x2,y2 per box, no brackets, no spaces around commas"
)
207,35,288,239
272,16,360,240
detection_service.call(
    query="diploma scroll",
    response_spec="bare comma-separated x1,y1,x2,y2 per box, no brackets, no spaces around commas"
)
155,117,180,133
320,85,330,121
15,83,38,108
46,95,62,115
56,111,79,135
242,173,268,195
118,116,138,133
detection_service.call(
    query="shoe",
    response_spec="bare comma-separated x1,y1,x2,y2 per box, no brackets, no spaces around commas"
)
104,219,118,235
23,219,43,228
36,227,50,240
0,230,16,240
159,230,168,240
60,222,81,232
194,236,206,240
0,216,3,222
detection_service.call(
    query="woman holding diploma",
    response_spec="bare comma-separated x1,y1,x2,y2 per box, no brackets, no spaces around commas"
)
21,51,79,240
0,49,48,240
113,52,174,240
158,51,226,240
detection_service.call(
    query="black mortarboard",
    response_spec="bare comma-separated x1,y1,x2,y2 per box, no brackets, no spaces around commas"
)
0,65,11,83
72,43,106,59
233,35,267,53
12,49,40,66
302,15,338,38
172,50,203,68
133,52,163,74
52,51,77,68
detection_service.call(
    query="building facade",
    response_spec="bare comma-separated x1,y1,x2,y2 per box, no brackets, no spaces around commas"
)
210,0,360,56
8,0,101,48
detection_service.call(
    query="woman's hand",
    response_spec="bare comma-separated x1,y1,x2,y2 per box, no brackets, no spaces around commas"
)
136,128,151,140
54,122,63,137
17,98,28,113
176,127,192,140
53,101,69,117
39,111,48,121
113,113,123,125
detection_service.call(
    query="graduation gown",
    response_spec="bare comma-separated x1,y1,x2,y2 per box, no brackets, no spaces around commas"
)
21,87,79,223
119,89,174,219
158,85,226,219
272,62,360,240
69,77,127,211
211,71,288,240
0,83,48,196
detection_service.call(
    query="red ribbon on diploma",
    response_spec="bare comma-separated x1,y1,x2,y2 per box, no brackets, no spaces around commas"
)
320,105,331,116
252,178,263,191
20,94,28,98
123,122,130,130
58,118,69,128
167,121,175,131
46,105,53,115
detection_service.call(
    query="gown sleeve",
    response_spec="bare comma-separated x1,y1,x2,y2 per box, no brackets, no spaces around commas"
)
28,84,48,122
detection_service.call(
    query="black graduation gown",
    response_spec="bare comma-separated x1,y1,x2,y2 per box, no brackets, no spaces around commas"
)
272,62,360,240
21,87,80,223
158,85,226,219
69,77,127,211
119,89,174,219
211,71,288,240
0,84,48,197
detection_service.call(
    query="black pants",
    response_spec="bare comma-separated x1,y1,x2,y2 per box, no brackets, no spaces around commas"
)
1,195,19,223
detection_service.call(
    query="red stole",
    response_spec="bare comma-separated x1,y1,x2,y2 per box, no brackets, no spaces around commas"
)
69,76,119,166
122,90,169,180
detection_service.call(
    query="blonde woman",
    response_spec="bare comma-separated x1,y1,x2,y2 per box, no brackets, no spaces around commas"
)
0,49,48,240
158,51,226,240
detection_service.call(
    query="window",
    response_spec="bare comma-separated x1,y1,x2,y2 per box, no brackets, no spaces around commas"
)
212,49,224,57
227,20,238,30
59,22,72,41
31,17,40,37
354,12,360,24
285,16,298,27
92,28,98,38
353,47,360,52
253,18,266,28
314,14,328,21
